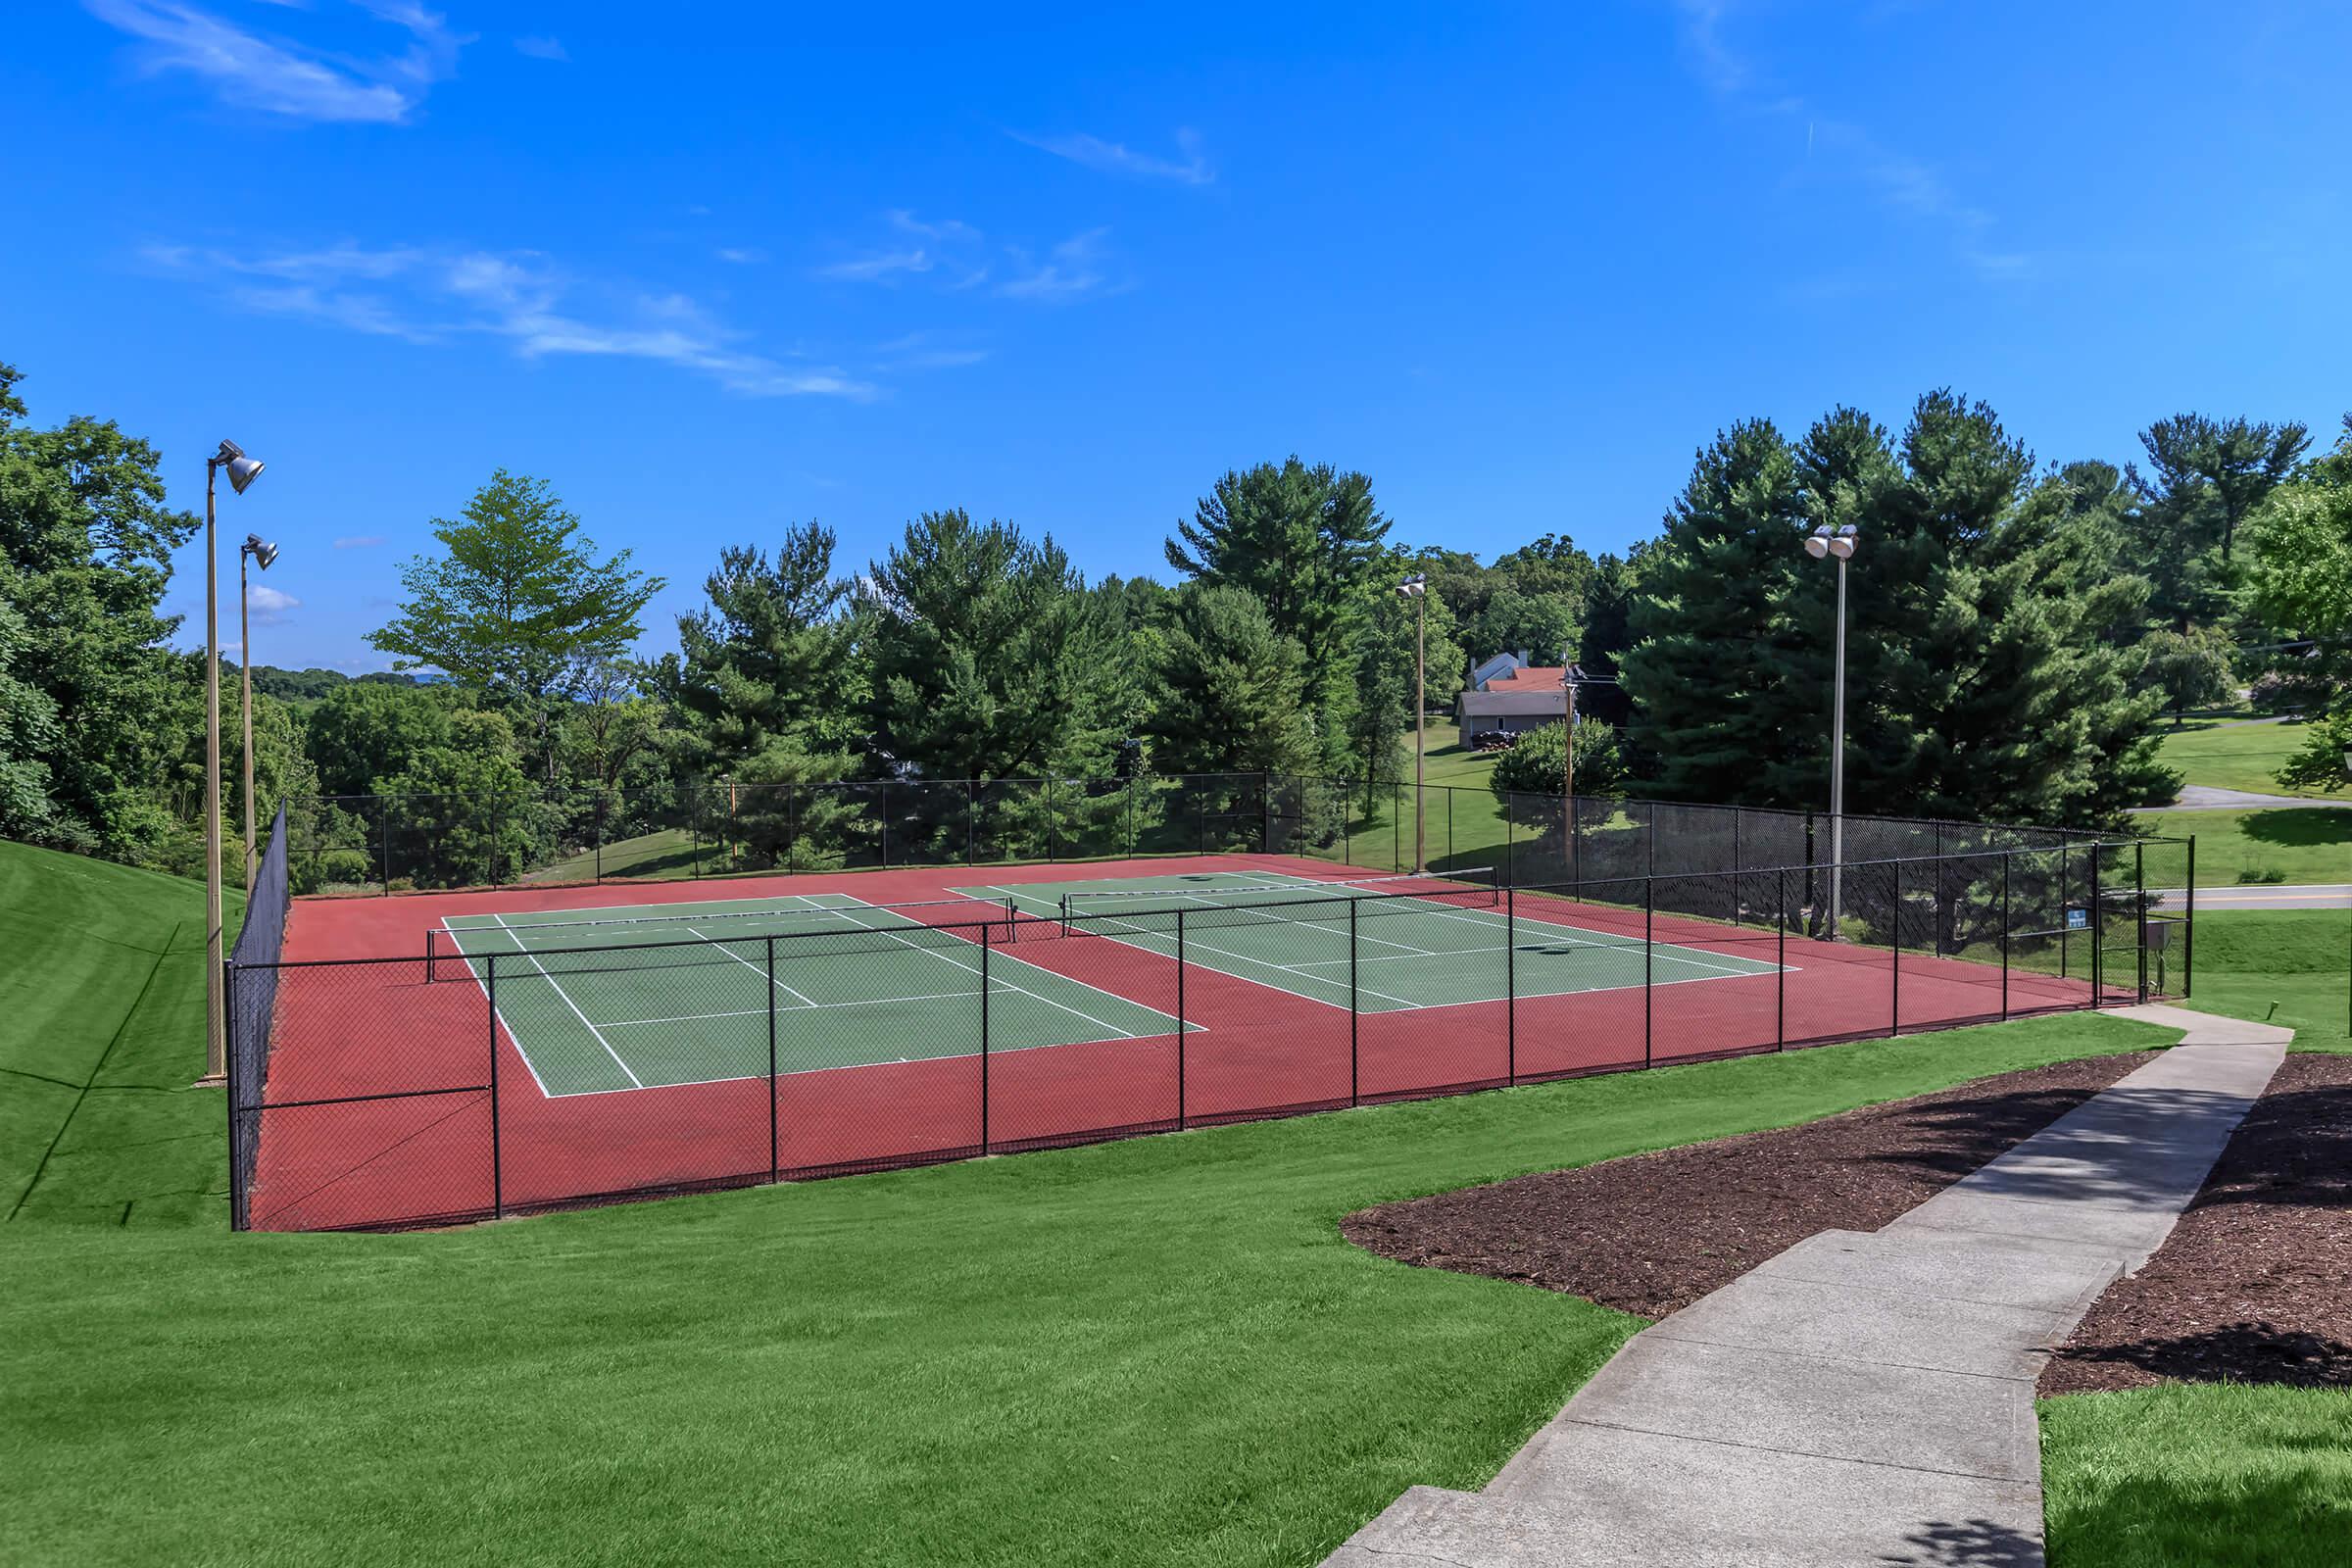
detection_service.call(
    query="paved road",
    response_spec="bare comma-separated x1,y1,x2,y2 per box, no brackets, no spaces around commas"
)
2157,883,2352,909
2140,784,2349,811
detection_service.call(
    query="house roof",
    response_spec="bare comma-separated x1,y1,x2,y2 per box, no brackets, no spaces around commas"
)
1484,665,1566,692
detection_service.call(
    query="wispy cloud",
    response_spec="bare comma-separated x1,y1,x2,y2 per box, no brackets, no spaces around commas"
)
247,583,301,625
818,212,986,285
83,0,467,123
1011,126,1213,185
816,249,934,282
715,246,767,265
145,241,878,399
998,229,1118,302
513,34,566,62
1669,0,2033,281
332,535,384,549
875,331,989,371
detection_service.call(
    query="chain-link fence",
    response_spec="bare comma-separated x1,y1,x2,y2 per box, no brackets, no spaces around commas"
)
225,833,2189,1233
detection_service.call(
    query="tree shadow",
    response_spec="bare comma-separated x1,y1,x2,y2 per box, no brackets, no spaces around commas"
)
2052,1322,2352,1390
1878,1517,2041,1566
2044,1452,2352,1566
2235,807,2352,848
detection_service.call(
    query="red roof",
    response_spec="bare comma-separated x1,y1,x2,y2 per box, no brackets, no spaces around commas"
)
1486,665,1566,691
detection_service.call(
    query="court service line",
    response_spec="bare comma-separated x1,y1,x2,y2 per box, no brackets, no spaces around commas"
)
490,911,645,1089
821,905,1145,1041
435,921,557,1098
684,925,823,1008
1071,915,1426,1010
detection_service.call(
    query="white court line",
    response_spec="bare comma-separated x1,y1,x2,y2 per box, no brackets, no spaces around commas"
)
819,904,1144,1040
684,925,823,1009
605,989,987,1027
491,911,645,1090
1064,912,1426,1010
436,921,554,1098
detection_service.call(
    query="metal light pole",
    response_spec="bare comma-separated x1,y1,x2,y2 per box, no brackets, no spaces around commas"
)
1803,524,1859,939
239,534,280,892
200,440,265,1086
1397,573,1429,872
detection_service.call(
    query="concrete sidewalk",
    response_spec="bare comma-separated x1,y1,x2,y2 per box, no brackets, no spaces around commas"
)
1323,1006,2289,1567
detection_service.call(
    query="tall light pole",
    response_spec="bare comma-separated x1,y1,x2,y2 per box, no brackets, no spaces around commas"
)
1397,573,1428,872
1802,523,1858,938
201,440,265,1087
239,534,281,893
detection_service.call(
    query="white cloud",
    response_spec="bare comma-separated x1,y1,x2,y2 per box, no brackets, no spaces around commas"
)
147,241,879,400
817,249,933,282
83,0,467,124
332,535,383,549
1668,0,2033,282
998,229,1117,302
715,246,767,265
1010,126,1213,185
888,210,981,243
514,34,566,62
247,583,301,624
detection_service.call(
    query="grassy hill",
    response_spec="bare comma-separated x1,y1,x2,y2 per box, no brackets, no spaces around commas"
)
0,829,2197,1565
0,840,239,1225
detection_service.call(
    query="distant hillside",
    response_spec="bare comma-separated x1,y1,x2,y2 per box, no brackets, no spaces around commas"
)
230,664,429,703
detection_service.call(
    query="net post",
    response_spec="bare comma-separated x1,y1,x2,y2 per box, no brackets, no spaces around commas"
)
1348,896,1360,1106
1175,910,1187,1131
980,925,991,1156
595,788,605,885
2090,847,2103,1003
766,934,779,1182
425,925,436,985
1642,874,1653,1067
1505,886,1516,1085
488,953,502,1220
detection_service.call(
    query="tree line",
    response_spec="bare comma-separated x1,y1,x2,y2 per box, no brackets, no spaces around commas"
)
5,346,2349,881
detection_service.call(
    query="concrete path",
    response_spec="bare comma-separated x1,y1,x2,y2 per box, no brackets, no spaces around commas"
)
1324,1006,2288,1568
2157,882,2352,909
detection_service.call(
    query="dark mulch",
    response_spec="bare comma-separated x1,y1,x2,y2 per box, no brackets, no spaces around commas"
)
2040,1051,2352,1395
1342,1054,2157,1319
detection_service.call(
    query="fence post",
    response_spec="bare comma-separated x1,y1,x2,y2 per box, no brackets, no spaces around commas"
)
2089,848,2103,1003
1732,815,1741,924
1176,910,1188,1129
2058,843,2070,979
767,935,780,1181
1446,787,1453,869
1642,874,1653,1067
488,954,503,1220
594,791,606,885
1505,887,1516,1085
2183,838,2196,997
378,797,391,896
1890,859,1902,1038
2000,853,2012,1020
2136,841,2149,1004
1776,867,1787,1051
980,926,991,1155
881,781,892,867
223,961,242,1230
967,779,977,868
1349,897,1360,1106
1504,795,1515,887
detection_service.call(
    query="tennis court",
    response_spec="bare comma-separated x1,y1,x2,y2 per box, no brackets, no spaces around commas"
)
958,868,1787,1010
435,893,1181,1097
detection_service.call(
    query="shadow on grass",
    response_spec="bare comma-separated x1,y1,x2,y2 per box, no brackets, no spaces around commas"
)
2046,1461,2352,1568
2237,808,2352,850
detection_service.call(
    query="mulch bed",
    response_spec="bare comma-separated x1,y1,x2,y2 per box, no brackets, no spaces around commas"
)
2040,1051,2352,1395
1342,1054,2157,1319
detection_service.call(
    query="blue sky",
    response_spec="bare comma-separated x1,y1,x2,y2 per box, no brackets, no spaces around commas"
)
6,1,2346,672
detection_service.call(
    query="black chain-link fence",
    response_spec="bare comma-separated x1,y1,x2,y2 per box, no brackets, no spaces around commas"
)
225,835,2185,1233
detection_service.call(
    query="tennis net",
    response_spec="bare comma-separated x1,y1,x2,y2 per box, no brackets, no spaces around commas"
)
425,895,1021,981
1059,868,1499,933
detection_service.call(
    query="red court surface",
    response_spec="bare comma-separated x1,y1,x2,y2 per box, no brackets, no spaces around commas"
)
239,854,2118,1231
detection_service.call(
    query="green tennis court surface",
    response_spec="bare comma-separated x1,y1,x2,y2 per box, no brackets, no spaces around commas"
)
438,893,1180,1098
957,869,1785,1012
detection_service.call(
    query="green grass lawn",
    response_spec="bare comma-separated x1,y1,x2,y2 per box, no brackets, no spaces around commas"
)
11,836,2346,1566
2132,808,2352,887
2154,715,2345,800
6,840,2189,1566
2034,907,2352,1568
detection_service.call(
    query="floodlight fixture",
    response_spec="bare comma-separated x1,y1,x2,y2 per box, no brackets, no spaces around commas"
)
244,534,278,570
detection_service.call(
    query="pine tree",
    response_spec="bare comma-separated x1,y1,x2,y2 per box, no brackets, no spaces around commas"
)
1620,419,1809,803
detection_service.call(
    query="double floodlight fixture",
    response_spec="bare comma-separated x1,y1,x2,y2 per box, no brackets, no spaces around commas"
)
1396,572,1428,599
1804,523,1858,561
243,533,279,570
213,438,266,495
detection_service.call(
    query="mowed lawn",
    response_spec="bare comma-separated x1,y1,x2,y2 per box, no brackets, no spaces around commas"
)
2153,715,2345,800
2,838,2337,1567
